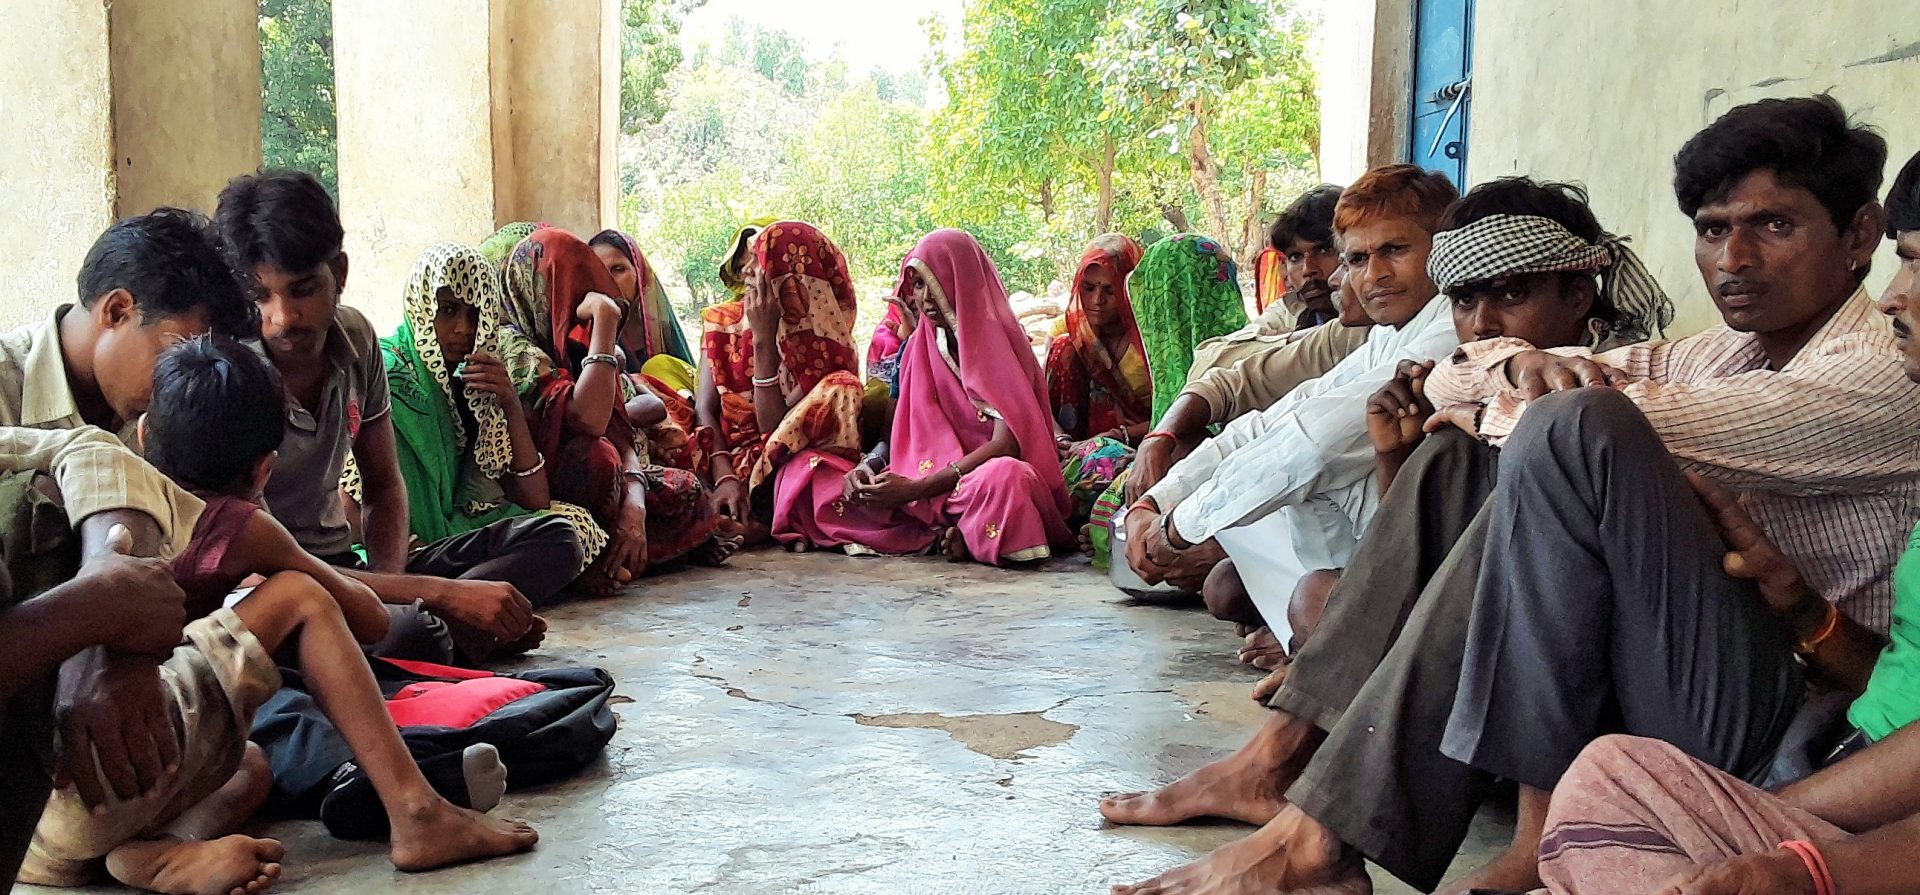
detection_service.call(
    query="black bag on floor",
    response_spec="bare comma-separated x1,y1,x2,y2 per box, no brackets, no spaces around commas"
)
251,657,616,831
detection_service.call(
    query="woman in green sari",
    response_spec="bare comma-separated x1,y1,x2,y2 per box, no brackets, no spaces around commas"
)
350,242,607,597
1083,233,1248,568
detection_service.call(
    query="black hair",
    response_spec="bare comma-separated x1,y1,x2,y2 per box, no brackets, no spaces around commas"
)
145,336,287,496
587,230,638,265
1673,94,1887,233
1440,177,1615,325
1887,149,1920,238
214,169,345,276
77,208,254,338
1269,184,1343,252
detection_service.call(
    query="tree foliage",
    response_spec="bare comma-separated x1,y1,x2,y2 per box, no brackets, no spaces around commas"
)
621,0,701,129
259,0,337,195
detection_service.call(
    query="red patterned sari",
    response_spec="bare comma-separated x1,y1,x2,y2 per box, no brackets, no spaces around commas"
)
695,221,865,500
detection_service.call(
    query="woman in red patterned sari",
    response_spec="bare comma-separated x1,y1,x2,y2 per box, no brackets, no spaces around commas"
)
491,227,733,593
693,221,866,546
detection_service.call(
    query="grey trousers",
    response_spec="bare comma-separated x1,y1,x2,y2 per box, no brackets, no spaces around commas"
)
331,514,585,666
1268,430,1500,893
1285,389,1804,892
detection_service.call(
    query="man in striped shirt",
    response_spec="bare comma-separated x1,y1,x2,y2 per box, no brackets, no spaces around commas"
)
1103,96,1920,895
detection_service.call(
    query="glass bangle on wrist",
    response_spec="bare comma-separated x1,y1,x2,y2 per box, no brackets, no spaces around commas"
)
751,374,780,388
506,452,546,478
582,352,620,369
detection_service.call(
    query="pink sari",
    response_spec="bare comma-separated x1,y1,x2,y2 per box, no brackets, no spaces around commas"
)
775,229,1072,564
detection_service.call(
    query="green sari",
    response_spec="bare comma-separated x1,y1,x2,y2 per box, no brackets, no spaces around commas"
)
1087,233,1248,569
346,243,606,559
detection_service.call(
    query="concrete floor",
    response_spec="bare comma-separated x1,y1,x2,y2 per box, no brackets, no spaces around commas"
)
24,551,1508,895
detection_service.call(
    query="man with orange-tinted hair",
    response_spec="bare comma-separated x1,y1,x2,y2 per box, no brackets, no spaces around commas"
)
1122,165,1460,649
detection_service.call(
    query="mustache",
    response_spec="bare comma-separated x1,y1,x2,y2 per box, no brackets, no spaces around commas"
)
1716,279,1766,297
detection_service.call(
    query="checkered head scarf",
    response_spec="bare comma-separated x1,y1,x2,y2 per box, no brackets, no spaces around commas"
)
1427,214,1674,348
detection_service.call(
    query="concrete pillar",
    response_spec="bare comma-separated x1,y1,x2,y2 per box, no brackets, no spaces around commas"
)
110,0,263,218
490,0,622,234
0,0,260,332
334,0,619,333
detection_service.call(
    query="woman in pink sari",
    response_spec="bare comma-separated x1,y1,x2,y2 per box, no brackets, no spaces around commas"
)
775,229,1072,565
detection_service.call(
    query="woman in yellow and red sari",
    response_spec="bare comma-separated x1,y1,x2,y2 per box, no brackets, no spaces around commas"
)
694,221,866,546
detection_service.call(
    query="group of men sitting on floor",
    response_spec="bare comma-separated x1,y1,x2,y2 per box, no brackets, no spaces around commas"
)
5,90,1920,895
1100,94,1920,895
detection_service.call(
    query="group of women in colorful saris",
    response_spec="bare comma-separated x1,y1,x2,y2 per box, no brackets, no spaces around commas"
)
360,217,1260,596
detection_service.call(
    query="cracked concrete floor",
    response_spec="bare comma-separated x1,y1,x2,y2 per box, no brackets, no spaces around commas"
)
24,551,1507,895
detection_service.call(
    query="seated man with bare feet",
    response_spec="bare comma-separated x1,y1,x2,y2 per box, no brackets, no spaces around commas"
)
1125,165,1461,659
21,337,538,895
1124,187,1372,599
1102,96,1914,895
215,170,582,667
1,428,196,887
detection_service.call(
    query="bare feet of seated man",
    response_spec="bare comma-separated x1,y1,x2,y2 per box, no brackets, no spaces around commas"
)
1109,805,1370,895
1100,712,1320,827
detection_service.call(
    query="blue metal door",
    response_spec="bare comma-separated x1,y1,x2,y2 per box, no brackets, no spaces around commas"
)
1408,0,1473,185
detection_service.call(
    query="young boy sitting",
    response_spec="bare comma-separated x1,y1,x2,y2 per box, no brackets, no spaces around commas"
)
22,337,538,895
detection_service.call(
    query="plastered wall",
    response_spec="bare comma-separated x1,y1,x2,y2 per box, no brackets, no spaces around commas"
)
110,0,262,220
0,3,117,331
1466,0,1920,335
489,0,619,237
333,0,502,334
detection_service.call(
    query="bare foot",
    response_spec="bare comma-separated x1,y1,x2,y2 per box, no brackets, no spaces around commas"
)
1435,843,1541,895
1078,523,1097,557
1110,805,1370,895
1238,627,1288,670
167,744,272,842
693,520,745,566
388,798,539,872
496,616,548,657
573,564,623,598
939,526,972,563
1100,713,1317,827
1250,665,1288,704
106,835,284,895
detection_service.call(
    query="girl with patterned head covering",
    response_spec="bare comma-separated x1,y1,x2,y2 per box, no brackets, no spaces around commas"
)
780,229,1072,566
491,228,733,593
345,243,607,590
692,221,867,545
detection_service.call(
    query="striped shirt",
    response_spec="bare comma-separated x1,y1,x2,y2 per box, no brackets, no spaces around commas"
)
1424,287,1920,632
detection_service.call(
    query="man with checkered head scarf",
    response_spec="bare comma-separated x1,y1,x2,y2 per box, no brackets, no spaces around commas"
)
1104,175,1678,895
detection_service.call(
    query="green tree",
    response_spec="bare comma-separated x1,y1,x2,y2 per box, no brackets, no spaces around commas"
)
1091,0,1318,268
259,0,337,195
621,0,703,130
927,0,1147,235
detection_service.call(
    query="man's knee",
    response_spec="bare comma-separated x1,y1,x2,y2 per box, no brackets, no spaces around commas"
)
1287,569,1341,648
1507,388,1652,461
1201,559,1243,619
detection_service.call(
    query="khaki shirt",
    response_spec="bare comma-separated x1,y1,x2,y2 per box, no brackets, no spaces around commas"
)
1182,320,1372,424
0,308,203,556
